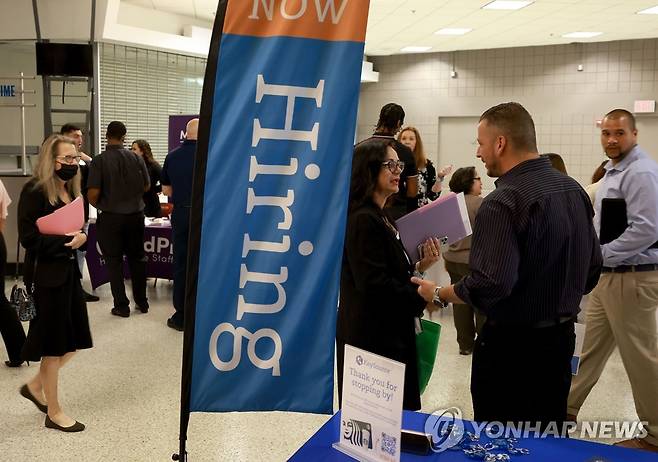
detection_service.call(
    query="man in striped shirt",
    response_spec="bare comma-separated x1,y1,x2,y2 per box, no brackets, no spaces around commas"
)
414,102,602,430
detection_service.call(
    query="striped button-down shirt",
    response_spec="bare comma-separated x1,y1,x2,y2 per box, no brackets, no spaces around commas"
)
454,156,602,325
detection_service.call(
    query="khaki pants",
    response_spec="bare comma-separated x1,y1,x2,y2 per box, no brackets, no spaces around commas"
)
568,270,658,445
444,260,486,351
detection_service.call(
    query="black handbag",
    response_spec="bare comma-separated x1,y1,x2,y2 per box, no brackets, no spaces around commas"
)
10,283,35,322
10,257,37,322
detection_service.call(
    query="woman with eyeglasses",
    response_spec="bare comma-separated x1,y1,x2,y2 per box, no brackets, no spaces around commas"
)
443,166,485,355
398,126,452,207
16,134,92,432
336,138,442,411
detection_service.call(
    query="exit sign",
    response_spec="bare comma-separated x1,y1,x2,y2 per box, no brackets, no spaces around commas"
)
0,84,16,97
634,100,656,113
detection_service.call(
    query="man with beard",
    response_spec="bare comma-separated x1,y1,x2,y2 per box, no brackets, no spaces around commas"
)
568,109,658,453
413,102,602,432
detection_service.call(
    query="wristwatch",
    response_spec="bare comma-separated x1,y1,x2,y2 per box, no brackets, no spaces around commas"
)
432,286,449,308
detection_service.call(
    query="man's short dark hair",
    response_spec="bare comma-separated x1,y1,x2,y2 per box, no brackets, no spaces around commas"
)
376,103,405,131
480,102,538,153
60,123,81,135
603,109,636,131
106,121,127,140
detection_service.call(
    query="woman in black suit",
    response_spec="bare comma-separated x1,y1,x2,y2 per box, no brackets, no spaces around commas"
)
18,134,92,432
336,138,441,411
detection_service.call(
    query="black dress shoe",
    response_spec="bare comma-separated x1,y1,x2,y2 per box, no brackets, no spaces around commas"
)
83,290,100,302
45,415,85,433
111,307,130,318
5,360,24,367
20,384,47,413
167,318,184,332
135,303,149,313
459,348,473,356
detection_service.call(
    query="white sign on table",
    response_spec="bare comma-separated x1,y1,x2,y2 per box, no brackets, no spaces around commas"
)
333,345,405,462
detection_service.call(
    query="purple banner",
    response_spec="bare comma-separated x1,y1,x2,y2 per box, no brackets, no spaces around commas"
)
168,115,199,152
85,221,174,289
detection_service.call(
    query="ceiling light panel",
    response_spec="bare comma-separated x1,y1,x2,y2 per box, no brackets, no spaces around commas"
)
482,1,533,11
400,46,432,53
637,6,658,15
435,28,472,35
561,31,603,38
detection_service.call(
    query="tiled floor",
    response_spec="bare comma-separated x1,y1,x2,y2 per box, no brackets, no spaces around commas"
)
0,267,642,461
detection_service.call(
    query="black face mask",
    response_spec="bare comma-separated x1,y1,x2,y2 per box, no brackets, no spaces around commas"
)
55,163,78,181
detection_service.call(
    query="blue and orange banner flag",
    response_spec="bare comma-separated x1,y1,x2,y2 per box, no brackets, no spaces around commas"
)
181,0,370,420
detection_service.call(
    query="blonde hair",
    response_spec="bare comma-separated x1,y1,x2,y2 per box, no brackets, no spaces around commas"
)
33,134,81,205
398,126,427,170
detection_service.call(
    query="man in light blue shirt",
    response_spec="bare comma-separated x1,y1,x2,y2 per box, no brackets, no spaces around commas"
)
568,109,658,453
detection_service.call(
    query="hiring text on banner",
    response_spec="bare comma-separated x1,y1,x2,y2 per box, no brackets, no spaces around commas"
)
189,0,370,414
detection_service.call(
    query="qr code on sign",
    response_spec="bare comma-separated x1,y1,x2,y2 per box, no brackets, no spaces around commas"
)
381,433,397,456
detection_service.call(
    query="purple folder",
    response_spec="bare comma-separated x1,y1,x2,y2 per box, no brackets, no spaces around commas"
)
395,192,472,262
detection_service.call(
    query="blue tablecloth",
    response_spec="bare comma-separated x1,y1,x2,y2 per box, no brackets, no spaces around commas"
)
289,411,656,461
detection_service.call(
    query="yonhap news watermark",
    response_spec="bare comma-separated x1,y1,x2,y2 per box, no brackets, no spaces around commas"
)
424,407,649,453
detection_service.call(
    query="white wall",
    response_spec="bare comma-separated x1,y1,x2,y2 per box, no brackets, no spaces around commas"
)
358,38,658,186
0,0,97,41
0,42,44,167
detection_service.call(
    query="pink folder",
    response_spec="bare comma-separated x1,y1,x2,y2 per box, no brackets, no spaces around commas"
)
395,192,472,262
36,196,84,235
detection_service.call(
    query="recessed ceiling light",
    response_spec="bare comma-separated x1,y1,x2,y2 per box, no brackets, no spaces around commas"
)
435,28,472,35
638,5,658,14
400,46,432,53
482,1,533,11
562,32,603,39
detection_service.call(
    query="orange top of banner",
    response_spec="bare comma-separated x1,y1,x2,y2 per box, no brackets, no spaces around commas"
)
224,0,369,43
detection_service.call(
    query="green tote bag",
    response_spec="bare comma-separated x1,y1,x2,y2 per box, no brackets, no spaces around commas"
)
416,319,441,395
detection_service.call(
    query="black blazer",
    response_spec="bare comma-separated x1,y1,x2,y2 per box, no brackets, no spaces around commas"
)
143,161,163,218
17,181,82,288
336,200,426,410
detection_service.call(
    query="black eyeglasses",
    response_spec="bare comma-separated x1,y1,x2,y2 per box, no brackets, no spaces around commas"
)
381,160,404,173
56,155,81,164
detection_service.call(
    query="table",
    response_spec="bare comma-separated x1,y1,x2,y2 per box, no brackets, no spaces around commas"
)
85,219,173,289
290,411,656,461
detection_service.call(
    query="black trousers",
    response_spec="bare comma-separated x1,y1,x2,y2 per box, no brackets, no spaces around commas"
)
96,212,147,309
471,319,575,431
0,232,26,362
171,207,190,324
